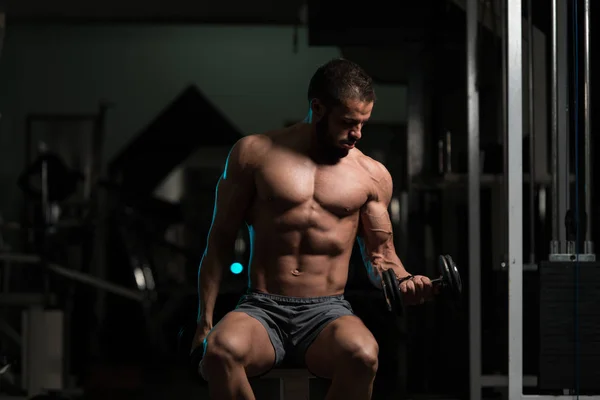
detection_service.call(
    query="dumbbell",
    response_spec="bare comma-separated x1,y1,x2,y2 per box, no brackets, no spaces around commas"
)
382,254,462,316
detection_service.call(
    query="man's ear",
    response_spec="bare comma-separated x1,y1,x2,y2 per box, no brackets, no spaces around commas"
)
310,99,326,122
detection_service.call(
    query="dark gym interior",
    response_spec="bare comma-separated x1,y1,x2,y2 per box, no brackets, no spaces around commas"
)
0,0,598,399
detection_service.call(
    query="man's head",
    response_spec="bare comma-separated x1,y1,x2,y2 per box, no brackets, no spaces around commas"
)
307,58,376,157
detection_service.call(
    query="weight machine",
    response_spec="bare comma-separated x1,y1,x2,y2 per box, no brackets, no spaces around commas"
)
0,85,236,398
0,106,158,398
467,0,599,399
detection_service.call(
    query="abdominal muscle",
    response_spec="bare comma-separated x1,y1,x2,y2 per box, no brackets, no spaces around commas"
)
247,216,359,298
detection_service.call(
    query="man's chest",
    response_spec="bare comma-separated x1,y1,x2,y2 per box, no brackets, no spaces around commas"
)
255,152,371,216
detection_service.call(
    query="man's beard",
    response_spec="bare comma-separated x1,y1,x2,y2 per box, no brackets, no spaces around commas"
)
315,115,347,160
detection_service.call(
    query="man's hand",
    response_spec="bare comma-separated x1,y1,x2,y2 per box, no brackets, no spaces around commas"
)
191,323,212,354
398,275,435,305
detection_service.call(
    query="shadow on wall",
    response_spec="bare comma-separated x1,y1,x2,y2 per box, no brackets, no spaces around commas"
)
0,25,407,220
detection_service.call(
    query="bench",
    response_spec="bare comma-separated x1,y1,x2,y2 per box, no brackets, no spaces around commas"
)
261,367,316,400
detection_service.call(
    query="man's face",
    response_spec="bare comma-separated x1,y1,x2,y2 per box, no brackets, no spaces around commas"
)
313,98,373,157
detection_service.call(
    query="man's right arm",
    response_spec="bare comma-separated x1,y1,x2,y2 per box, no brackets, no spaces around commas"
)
196,136,262,330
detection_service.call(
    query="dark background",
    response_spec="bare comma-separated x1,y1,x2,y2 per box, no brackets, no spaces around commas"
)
0,0,598,399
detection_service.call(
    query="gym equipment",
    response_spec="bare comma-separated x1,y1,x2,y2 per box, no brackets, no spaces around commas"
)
382,254,462,316
17,150,84,203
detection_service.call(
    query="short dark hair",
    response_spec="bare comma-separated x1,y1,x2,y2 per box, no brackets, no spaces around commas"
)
307,58,376,107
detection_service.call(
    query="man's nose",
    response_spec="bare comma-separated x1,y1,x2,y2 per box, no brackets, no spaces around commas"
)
350,129,362,141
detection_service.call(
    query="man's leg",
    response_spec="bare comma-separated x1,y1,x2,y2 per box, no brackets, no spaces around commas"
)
203,311,276,400
305,315,379,400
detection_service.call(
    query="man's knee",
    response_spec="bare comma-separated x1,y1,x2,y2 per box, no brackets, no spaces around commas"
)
204,331,250,368
340,335,379,374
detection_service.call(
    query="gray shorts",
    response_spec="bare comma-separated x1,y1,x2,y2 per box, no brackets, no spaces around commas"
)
233,290,355,368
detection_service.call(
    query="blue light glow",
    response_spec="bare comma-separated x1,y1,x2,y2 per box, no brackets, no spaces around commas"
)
230,262,244,275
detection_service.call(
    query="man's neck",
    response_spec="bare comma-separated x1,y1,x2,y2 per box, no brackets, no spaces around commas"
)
301,110,345,164
308,131,345,165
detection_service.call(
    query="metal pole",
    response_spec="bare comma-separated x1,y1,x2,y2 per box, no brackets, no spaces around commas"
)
467,0,481,398
583,0,593,250
557,0,570,251
48,263,146,302
550,0,559,253
507,0,523,398
0,253,146,302
502,0,509,264
527,0,535,264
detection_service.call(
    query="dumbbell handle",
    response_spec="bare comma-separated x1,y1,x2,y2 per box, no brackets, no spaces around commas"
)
398,275,445,286
430,276,445,285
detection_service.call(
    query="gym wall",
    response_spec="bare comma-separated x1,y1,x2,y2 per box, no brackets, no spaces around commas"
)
0,24,408,221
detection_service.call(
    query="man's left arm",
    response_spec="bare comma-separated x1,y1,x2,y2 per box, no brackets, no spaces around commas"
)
357,163,433,305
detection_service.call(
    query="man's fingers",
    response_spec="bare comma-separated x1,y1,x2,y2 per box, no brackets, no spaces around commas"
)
191,335,203,350
400,276,436,305
400,279,417,305
416,276,434,300
402,279,416,297
410,276,426,304
191,325,212,352
413,276,424,293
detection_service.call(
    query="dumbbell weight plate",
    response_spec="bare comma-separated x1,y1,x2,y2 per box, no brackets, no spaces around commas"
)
439,254,462,307
382,269,404,316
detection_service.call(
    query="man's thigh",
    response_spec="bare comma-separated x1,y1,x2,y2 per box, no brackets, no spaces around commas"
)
304,315,379,378
203,311,276,377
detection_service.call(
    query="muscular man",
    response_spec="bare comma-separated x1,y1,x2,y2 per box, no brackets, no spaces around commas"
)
192,58,433,400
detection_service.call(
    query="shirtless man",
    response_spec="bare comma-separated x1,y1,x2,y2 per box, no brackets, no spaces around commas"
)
192,58,434,400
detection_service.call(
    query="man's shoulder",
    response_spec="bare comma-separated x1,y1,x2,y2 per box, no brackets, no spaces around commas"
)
232,133,274,167
236,133,272,151
352,151,393,201
235,125,300,160
354,151,392,183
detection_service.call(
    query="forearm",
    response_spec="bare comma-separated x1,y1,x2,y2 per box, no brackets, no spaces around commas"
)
366,256,409,288
358,238,409,288
197,248,230,326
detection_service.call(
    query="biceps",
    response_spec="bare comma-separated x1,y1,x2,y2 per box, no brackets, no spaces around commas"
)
360,202,394,245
